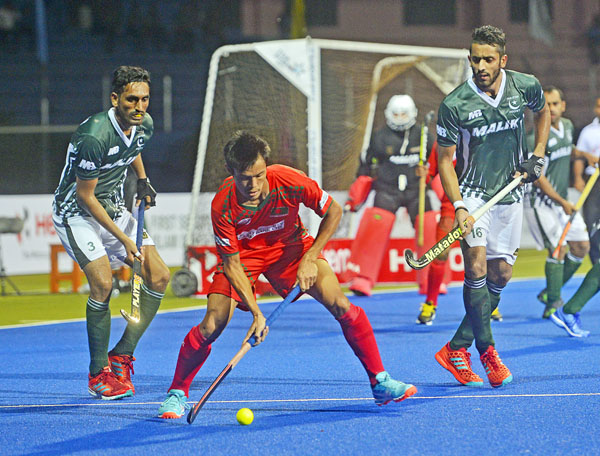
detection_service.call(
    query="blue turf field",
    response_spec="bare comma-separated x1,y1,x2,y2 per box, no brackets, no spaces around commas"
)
1,278,599,455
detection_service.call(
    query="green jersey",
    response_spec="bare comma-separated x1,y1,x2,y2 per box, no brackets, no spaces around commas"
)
437,69,545,203
53,108,154,219
527,118,574,207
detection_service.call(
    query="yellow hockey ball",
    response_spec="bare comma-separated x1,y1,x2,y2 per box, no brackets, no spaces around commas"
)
236,407,254,425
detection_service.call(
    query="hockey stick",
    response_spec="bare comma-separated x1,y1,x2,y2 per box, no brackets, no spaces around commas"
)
417,111,435,246
120,199,146,324
405,175,523,270
551,165,600,259
187,284,302,424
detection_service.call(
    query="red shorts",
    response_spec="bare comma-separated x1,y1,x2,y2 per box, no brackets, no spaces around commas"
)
209,236,324,308
436,214,454,240
440,194,454,219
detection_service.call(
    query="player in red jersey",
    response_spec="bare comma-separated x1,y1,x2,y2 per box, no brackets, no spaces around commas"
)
158,131,417,418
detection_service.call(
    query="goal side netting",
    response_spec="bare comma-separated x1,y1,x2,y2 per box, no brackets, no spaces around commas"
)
185,38,469,247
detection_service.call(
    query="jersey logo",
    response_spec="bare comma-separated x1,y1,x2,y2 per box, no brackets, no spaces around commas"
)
78,159,97,170
270,206,289,217
136,137,145,149
237,217,252,226
108,146,119,156
386,145,394,155
436,125,447,137
472,119,520,138
237,220,285,241
214,235,231,247
319,191,330,210
468,109,482,120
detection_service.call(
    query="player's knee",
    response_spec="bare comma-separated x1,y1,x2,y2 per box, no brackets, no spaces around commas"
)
198,313,228,343
327,293,351,319
569,242,590,258
88,276,114,301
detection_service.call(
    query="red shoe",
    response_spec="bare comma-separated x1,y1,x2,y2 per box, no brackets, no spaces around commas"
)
480,346,513,388
435,343,483,387
109,353,136,394
88,366,133,400
349,276,373,296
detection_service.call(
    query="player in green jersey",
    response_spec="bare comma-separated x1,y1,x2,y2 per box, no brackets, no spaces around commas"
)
52,66,170,399
524,86,598,322
434,25,550,388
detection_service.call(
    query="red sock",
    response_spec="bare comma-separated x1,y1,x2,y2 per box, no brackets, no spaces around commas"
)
337,304,385,386
426,259,447,305
168,326,212,396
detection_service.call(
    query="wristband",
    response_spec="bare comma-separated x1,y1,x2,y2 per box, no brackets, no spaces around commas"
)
453,200,467,211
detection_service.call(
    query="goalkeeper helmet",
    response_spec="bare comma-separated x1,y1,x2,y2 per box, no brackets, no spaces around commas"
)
384,95,418,131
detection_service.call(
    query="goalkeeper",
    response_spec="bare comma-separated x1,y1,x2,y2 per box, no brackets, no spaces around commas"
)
344,94,434,296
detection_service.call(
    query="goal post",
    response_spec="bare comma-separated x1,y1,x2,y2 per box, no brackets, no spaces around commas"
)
185,38,469,248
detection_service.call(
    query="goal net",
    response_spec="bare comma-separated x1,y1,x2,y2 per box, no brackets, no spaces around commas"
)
185,38,469,247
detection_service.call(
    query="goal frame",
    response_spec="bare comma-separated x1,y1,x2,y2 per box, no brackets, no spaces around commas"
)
185,38,469,248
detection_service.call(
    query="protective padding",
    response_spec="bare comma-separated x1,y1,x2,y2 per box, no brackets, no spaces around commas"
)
347,207,395,283
346,175,373,211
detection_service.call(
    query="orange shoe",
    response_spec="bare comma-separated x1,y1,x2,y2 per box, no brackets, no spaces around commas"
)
109,353,136,394
88,366,133,400
480,346,513,388
435,343,483,387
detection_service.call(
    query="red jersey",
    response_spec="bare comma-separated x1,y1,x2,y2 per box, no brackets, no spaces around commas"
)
211,164,333,258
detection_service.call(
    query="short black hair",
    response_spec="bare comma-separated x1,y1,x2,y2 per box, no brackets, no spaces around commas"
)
223,131,271,173
111,66,151,95
543,85,565,101
471,25,506,55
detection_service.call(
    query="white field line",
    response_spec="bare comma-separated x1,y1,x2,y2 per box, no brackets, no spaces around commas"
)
2,392,600,409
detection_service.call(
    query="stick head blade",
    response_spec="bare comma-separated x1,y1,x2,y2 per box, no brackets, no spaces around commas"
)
120,309,140,324
404,248,427,270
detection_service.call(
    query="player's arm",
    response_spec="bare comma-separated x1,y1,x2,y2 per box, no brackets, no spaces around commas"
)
571,146,599,167
517,103,550,182
221,253,267,345
130,154,157,208
76,177,140,263
297,199,343,291
438,144,472,236
533,175,575,215
572,158,586,192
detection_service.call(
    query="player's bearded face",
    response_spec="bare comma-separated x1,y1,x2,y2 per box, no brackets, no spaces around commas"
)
111,82,150,131
469,44,507,92
233,155,268,204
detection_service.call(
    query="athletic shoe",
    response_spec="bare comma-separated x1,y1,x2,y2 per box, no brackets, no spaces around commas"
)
349,276,372,296
537,288,548,305
88,366,134,400
491,307,503,322
109,353,136,394
542,298,563,319
371,371,417,405
549,308,590,338
480,346,513,388
435,343,483,387
416,301,436,325
158,389,190,419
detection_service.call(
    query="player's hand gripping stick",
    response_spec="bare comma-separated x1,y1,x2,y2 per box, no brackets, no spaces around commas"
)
405,175,523,270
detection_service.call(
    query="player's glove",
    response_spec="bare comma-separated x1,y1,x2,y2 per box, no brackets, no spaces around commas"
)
137,178,157,207
516,155,545,183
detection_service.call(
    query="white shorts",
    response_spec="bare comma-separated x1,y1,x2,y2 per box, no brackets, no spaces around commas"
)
462,196,523,265
52,209,155,270
524,202,589,250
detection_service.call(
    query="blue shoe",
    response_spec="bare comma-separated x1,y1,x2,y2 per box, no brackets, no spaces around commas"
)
550,308,590,338
371,371,417,406
158,389,190,419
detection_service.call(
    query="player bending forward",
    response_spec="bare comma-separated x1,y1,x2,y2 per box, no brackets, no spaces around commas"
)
158,131,417,418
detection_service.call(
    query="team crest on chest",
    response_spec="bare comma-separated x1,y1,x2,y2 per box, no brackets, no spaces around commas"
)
270,206,289,217
386,145,394,156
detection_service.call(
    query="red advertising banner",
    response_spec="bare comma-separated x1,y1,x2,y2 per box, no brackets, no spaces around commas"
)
186,238,464,296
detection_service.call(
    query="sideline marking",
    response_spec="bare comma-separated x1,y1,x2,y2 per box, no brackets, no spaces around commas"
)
3,392,600,409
